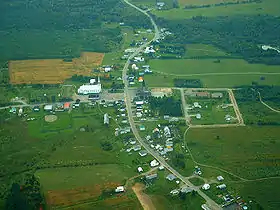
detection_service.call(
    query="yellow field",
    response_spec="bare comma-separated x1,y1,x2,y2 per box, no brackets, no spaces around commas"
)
179,0,241,7
9,52,104,84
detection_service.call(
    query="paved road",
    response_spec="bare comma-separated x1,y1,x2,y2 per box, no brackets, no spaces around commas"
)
122,1,221,209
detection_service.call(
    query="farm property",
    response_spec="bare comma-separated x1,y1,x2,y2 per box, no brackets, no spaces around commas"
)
9,52,104,84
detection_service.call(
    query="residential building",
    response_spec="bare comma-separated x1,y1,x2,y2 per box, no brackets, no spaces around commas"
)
139,150,147,157
150,159,159,167
146,173,158,180
202,184,210,190
115,186,125,193
166,174,176,181
216,184,227,190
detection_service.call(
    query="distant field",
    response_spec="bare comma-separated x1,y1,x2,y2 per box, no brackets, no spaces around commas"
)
149,59,280,75
9,52,104,84
153,0,280,19
186,126,280,179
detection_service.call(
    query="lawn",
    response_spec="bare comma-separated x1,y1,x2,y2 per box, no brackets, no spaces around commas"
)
152,0,280,19
148,59,280,75
188,177,205,186
185,126,280,179
144,72,280,88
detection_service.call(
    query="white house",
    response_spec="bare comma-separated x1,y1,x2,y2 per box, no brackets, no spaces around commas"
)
216,184,227,190
134,57,145,62
115,186,125,193
150,159,159,167
202,184,210,190
138,167,143,173
78,78,102,96
104,66,112,72
144,46,156,54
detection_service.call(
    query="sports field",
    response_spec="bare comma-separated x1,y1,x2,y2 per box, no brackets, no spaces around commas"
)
153,0,280,19
9,52,104,84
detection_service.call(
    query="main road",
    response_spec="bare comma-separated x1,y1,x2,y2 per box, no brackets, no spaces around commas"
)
121,0,221,209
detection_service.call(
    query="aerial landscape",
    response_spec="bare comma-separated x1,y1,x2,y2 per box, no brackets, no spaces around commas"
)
1,0,280,209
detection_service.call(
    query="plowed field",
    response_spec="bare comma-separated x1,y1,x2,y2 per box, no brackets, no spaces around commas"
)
9,52,104,84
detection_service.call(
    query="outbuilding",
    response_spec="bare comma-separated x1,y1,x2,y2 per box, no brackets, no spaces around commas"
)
44,105,53,111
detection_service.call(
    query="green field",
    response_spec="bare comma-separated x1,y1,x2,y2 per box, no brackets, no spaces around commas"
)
149,59,280,75
152,0,280,19
144,72,280,88
188,177,205,186
186,126,280,179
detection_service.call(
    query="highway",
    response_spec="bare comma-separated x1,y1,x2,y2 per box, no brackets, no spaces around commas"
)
121,0,221,209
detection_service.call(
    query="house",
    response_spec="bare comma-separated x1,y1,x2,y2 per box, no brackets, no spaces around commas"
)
104,113,109,125
136,112,143,118
216,184,227,190
196,113,201,119
134,57,144,62
44,105,53,111
135,101,144,106
144,46,156,54
64,102,70,110
211,92,223,98
217,176,224,181
193,102,202,108
166,173,176,181
139,125,146,131
138,77,144,83
202,184,210,190
138,167,143,173
146,173,158,180
33,106,40,112
133,145,141,151
180,186,193,194
156,2,165,7
139,150,147,157
104,66,112,72
150,159,159,167
115,186,125,193
78,78,102,98
159,165,164,170
170,189,179,196
164,126,171,137
225,114,231,122
196,92,210,98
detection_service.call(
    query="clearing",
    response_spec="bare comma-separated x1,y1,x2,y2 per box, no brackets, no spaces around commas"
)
132,183,156,210
9,52,104,84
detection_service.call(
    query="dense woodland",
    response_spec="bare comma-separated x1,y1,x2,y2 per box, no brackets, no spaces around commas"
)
148,96,182,116
0,0,152,61
153,15,280,65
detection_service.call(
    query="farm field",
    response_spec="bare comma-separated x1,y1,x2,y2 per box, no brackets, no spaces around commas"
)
185,126,280,179
36,165,137,208
9,52,104,84
148,59,280,75
152,0,280,19
144,72,280,88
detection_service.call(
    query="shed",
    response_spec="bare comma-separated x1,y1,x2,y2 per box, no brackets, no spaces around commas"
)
196,113,201,119
217,176,224,181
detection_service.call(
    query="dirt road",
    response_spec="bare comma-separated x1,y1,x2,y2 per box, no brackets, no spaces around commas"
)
132,183,155,210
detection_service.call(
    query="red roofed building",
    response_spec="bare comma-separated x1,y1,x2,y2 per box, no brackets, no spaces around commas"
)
64,102,70,110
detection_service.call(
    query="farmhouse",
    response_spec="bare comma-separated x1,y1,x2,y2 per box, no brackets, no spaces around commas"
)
77,78,102,98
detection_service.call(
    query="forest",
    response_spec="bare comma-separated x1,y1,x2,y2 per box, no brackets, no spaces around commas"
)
148,96,182,116
0,0,152,61
153,14,280,65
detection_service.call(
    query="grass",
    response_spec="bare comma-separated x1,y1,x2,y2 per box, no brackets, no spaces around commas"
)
152,0,280,19
148,59,280,75
144,72,280,88
178,0,242,7
185,126,280,179
188,177,205,186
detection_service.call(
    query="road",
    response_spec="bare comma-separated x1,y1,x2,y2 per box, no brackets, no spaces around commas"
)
121,0,221,209
258,91,280,113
